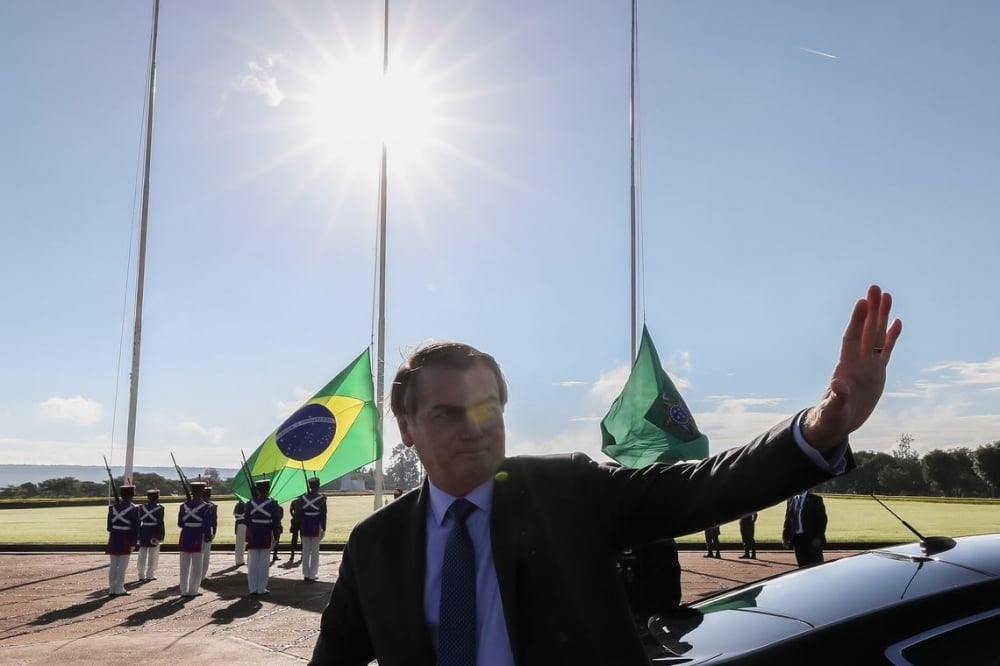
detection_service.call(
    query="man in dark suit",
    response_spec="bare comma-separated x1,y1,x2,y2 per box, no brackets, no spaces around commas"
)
782,490,829,567
310,285,902,666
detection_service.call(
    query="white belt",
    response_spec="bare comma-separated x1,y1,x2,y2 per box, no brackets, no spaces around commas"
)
182,522,203,528
141,522,159,526
112,525,132,531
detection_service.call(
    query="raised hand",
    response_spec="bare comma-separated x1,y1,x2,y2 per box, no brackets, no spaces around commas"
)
801,285,903,452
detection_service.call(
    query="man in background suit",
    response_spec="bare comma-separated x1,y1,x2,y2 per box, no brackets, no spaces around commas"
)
310,285,902,666
739,511,758,559
783,490,829,567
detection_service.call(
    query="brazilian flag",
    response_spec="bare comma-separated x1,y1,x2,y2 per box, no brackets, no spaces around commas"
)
232,348,383,503
600,326,709,467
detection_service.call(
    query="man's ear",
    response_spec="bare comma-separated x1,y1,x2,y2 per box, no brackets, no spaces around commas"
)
398,416,414,447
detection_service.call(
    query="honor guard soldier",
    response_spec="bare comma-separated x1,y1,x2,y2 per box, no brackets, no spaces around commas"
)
106,483,139,595
298,477,327,581
137,488,165,580
201,485,218,579
233,499,247,566
177,480,208,596
246,478,283,595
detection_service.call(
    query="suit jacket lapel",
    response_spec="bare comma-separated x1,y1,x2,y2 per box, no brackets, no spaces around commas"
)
489,461,521,660
403,481,436,664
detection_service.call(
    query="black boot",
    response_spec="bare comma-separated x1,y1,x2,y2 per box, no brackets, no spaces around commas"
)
739,549,750,559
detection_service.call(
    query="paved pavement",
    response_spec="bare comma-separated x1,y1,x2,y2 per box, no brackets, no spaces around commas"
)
0,548,853,665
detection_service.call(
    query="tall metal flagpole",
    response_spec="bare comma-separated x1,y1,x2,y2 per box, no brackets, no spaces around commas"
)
372,0,389,509
124,0,160,482
629,0,638,360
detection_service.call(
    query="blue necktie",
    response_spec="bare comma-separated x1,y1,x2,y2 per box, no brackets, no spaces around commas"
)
438,498,477,666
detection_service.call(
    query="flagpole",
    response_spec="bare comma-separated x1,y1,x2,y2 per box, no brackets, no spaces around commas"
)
372,0,389,510
629,0,638,361
124,0,160,482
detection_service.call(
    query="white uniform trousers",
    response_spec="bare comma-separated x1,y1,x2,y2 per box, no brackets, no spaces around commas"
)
137,544,160,580
234,524,247,565
301,535,322,580
178,551,204,596
247,548,271,594
201,540,213,578
108,554,130,594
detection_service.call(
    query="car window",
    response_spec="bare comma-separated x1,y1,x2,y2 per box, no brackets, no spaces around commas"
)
887,610,1000,665
693,552,991,627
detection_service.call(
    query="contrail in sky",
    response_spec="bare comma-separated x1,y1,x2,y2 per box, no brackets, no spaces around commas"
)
800,47,838,59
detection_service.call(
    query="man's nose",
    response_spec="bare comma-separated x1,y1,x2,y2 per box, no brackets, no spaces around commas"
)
460,412,486,437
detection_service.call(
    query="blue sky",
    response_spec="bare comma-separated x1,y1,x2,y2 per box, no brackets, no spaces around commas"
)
2,0,999,471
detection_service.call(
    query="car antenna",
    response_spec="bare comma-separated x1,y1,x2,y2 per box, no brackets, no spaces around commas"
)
869,494,956,555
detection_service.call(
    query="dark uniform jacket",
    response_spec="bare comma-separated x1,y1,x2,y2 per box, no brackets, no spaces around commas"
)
311,414,850,666
138,501,165,546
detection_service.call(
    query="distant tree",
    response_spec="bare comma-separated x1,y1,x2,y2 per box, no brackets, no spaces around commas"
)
384,443,423,491
874,433,926,495
821,450,894,494
79,481,105,497
878,462,926,496
922,449,965,496
131,472,172,494
893,433,918,462
922,448,986,497
37,477,82,498
974,441,1000,497
0,481,38,499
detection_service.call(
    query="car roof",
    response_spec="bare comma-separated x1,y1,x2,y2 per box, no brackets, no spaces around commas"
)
649,534,1000,664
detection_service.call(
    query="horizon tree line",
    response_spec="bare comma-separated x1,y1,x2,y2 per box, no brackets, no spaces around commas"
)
3,435,999,500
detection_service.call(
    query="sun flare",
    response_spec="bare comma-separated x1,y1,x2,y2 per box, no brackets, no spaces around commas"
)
304,54,438,173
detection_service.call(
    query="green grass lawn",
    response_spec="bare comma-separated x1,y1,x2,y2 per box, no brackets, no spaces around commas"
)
674,494,1000,546
1,494,996,545
0,495,379,545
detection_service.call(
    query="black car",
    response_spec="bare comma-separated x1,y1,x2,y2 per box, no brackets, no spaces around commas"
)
646,534,1000,665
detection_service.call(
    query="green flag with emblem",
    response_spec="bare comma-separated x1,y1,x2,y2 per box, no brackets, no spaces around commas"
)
600,326,709,467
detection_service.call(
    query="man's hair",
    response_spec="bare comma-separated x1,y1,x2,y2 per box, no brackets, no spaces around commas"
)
390,341,508,418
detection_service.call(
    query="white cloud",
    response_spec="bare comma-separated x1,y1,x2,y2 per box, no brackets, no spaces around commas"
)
924,357,1000,385
507,422,605,460
275,387,313,420
175,421,227,443
233,55,285,107
558,380,588,387
664,350,693,379
588,363,630,406
37,396,102,425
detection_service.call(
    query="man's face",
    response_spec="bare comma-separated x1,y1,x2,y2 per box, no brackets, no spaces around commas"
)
399,362,505,497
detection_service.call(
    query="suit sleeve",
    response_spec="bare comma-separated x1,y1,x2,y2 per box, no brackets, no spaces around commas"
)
310,539,375,666
594,413,849,548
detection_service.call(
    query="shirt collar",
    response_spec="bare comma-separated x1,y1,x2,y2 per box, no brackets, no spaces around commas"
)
428,476,495,526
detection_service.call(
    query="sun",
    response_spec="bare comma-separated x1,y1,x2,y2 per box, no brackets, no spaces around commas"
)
303,52,439,175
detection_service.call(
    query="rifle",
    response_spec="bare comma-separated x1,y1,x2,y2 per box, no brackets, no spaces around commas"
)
170,452,192,501
240,449,259,500
103,456,120,504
